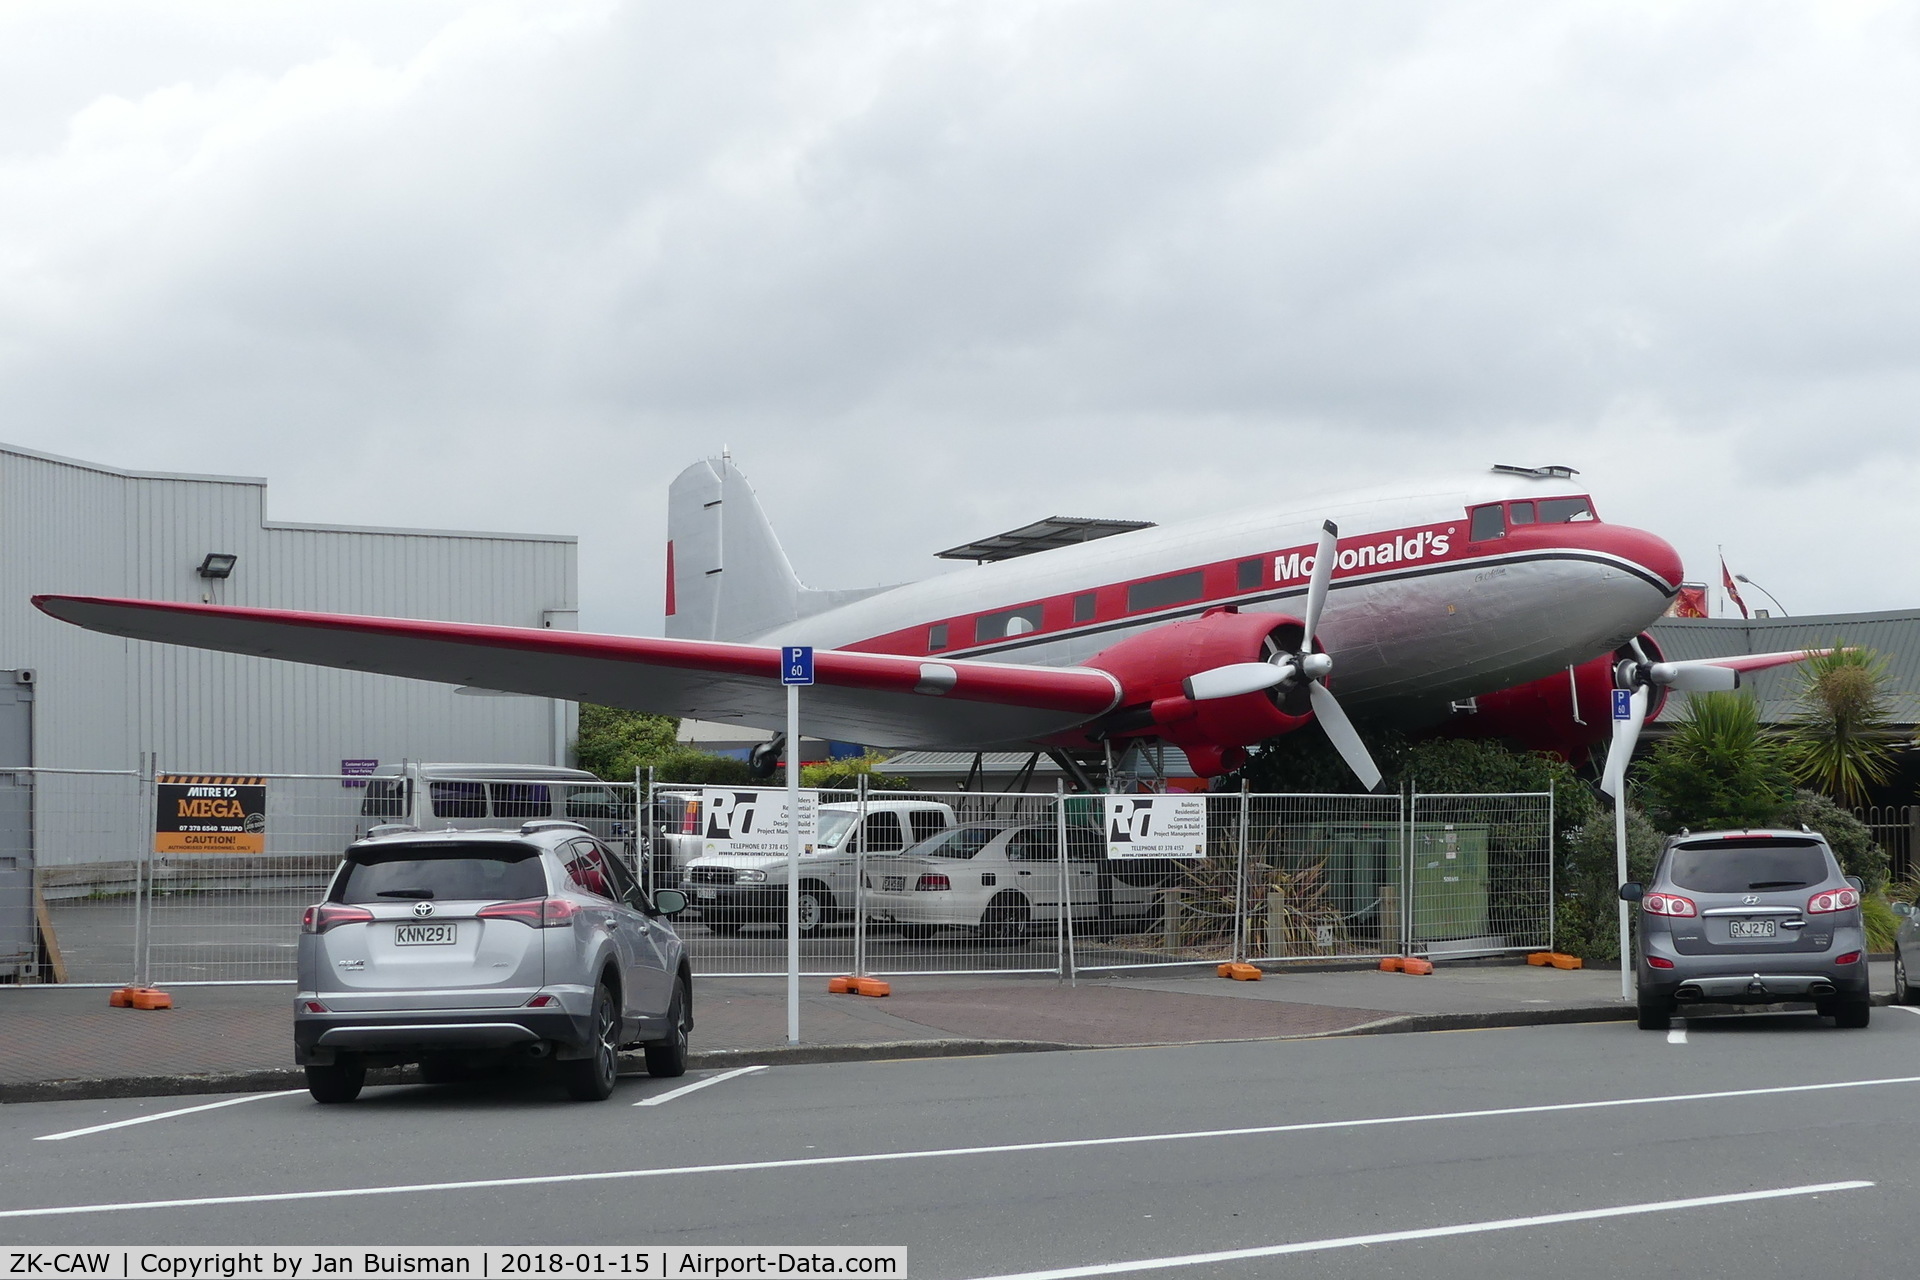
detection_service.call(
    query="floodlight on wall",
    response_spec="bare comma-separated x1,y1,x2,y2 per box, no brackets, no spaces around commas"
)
196,553,238,580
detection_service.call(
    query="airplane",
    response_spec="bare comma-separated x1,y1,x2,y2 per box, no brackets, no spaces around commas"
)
32,457,1819,791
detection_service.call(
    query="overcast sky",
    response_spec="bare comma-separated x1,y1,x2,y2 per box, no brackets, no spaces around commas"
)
4,1,1916,634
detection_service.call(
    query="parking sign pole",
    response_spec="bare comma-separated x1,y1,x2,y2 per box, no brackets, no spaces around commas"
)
782,646,813,1046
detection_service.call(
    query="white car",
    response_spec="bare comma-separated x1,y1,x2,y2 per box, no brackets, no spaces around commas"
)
863,823,1166,942
680,800,956,935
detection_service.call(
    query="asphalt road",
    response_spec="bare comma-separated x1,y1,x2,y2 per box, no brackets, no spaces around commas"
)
5,1009,1920,1277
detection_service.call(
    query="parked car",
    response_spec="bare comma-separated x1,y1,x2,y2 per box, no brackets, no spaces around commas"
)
680,800,956,935
296,820,692,1103
863,823,1164,942
1888,900,1920,1003
355,764,635,859
1620,828,1870,1031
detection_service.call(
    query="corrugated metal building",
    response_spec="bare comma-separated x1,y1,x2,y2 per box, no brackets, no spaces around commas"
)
1649,610,1920,728
0,442,578,774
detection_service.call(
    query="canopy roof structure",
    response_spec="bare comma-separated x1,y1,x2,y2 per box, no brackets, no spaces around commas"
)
934,515,1156,564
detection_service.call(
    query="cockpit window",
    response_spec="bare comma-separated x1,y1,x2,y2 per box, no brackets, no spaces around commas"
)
1537,496,1595,523
1468,504,1505,542
1508,501,1535,526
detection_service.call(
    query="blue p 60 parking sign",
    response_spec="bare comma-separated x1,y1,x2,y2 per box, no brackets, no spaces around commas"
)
782,646,814,686
1612,689,1632,720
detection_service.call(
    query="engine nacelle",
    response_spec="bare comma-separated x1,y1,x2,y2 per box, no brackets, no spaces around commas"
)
1439,633,1670,766
1077,608,1316,776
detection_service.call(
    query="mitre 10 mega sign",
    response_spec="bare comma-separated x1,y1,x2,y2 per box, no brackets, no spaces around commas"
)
154,775,268,854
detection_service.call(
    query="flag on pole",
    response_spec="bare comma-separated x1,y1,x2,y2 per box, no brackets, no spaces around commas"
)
1721,555,1750,619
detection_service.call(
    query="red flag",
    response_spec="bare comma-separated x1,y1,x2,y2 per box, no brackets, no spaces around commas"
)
1721,556,1750,619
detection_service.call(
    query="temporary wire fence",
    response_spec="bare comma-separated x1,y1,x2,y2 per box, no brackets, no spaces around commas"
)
1,767,1555,988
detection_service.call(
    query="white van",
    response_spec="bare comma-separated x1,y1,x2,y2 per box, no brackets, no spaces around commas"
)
679,800,956,936
355,764,634,857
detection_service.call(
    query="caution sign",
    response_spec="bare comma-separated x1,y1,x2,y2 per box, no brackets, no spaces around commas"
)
155,775,268,854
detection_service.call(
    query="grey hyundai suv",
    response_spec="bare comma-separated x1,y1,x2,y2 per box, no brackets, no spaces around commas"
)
296,821,694,1103
1621,828,1869,1031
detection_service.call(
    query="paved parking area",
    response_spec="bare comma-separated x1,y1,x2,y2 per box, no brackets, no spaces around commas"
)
4,1015,1919,1276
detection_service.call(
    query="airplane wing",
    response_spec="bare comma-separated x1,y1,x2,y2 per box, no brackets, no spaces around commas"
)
33,595,1121,750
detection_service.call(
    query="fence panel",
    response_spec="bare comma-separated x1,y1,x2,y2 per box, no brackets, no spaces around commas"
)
3,769,145,986
1238,793,1407,966
1855,805,1914,884
1407,792,1554,958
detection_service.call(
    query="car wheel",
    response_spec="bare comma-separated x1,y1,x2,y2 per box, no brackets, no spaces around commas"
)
702,918,745,937
977,894,1031,946
306,1057,366,1104
1897,949,1917,1005
562,982,621,1101
644,976,692,1079
1635,989,1671,1032
1831,998,1872,1029
796,883,833,936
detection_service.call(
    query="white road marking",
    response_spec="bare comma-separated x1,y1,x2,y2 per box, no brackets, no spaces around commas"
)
1668,1021,1688,1045
2,1074,1914,1219
36,1091,305,1142
1890,1005,1920,1017
962,1181,1875,1280
634,1065,766,1106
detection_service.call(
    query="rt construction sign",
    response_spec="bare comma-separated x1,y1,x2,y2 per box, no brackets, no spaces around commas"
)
154,775,268,854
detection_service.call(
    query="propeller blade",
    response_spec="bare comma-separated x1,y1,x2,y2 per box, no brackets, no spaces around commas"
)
1306,679,1383,792
1301,520,1338,647
1648,661,1739,692
1598,684,1650,798
1183,661,1292,701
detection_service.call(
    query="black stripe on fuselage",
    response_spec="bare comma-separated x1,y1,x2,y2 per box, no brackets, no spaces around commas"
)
915,547,1676,661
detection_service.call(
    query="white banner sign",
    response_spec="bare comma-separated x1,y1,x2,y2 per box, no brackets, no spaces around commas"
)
699,787,820,856
1104,795,1207,859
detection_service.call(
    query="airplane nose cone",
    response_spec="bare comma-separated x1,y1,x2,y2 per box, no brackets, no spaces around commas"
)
1510,520,1684,593
1614,526,1685,592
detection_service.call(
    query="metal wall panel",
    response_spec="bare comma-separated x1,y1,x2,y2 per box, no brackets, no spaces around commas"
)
0,444,578,805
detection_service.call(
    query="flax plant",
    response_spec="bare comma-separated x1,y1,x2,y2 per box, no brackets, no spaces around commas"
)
1783,645,1901,807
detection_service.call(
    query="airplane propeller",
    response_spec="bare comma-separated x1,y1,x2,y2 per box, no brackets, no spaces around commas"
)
1182,520,1384,791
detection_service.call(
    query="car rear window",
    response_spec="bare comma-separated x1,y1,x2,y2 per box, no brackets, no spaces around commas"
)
336,842,547,903
1665,839,1832,893
914,826,1004,860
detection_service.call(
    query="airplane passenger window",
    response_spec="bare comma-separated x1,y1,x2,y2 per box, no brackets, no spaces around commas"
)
1127,571,1205,613
1508,502,1535,526
1537,497,1595,523
928,623,948,653
978,606,1044,640
1073,593,1096,623
1468,505,1505,542
1236,559,1263,590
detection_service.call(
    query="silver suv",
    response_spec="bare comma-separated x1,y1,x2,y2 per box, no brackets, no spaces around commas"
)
296,821,693,1103
1622,828,1869,1031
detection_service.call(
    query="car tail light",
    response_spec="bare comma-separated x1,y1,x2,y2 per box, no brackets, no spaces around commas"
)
681,801,700,834
477,897,582,927
1647,956,1674,969
1642,892,1697,917
1835,951,1862,965
301,903,374,934
914,873,951,892
1807,887,1861,914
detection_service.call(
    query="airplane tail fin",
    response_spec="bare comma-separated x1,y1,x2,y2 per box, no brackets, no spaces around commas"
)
664,455,890,642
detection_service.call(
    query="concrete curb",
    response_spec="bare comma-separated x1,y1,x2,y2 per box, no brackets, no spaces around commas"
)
3,994,1895,1104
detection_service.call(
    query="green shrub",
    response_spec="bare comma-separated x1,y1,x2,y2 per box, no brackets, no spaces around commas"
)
1863,893,1899,954
1635,692,1794,831
1778,788,1888,893
1554,804,1664,963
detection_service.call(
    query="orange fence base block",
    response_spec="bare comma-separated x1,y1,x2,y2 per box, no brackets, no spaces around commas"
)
109,987,135,1007
827,976,857,994
1526,952,1553,966
1549,954,1584,970
1219,963,1262,981
1379,957,1404,972
129,987,173,1010
853,978,891,997
1400,958,1435,976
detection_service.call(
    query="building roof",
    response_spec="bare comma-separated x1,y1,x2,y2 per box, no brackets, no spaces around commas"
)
934,516,1156,563
1648,608,1920,727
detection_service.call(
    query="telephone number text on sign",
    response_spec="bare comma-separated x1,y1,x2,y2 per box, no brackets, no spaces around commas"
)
153,775,268,854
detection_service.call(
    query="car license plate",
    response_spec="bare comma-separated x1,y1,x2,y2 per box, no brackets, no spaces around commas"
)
883,876,906,892
697,887,717,900
395,923,456,946
1730,919,1777,939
